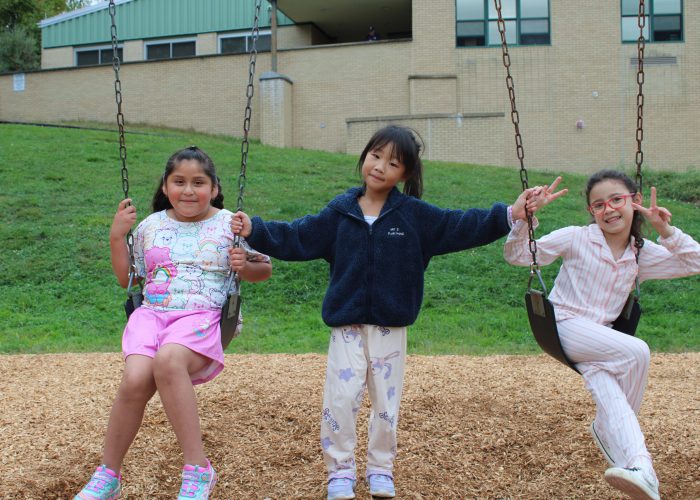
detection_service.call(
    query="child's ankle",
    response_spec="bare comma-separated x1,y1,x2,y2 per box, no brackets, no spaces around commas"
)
183,459,210,471
98,464,120,478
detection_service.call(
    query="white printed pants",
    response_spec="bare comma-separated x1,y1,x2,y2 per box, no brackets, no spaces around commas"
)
557,318,655,474
321,324,407,480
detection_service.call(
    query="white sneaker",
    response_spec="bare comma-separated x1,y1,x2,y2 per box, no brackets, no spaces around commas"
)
327,477,356,500
589,421,616,466
604,467,660,500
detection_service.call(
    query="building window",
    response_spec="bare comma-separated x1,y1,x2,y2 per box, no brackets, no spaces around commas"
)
219,31,271,55
145,39,196,60
456,0,550,47
621,0,682,42
75,46,122,66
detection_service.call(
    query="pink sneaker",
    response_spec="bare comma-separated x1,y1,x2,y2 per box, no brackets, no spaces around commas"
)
74,465,121,500
178,460,217,499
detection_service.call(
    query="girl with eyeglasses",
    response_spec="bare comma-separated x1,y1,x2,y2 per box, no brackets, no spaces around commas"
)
504,169,700,500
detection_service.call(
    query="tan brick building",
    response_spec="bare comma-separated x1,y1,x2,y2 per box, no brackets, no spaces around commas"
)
1,0,696,173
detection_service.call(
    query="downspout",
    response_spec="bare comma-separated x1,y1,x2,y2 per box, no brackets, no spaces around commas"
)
270,0,278,72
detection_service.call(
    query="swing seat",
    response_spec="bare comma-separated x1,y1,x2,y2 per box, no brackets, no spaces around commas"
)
220,290,242,349
124,292,143,319
526,291,640,374
525,290,579,373
611,294,641,336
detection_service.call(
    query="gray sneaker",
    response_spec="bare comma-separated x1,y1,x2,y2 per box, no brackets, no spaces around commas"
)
590,421,616,466
604,467,660,500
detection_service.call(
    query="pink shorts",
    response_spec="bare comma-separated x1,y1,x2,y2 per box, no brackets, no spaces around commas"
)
122,307,225,385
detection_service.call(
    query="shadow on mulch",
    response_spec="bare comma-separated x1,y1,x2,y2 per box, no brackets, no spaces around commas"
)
1,352,698,499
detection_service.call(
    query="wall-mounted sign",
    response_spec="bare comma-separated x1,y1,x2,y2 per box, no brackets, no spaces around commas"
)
13,73,25,92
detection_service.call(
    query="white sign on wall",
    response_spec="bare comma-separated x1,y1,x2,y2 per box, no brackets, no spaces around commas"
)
13,73,26,92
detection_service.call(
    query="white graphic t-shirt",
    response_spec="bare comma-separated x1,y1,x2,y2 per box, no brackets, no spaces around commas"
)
133,209,268,311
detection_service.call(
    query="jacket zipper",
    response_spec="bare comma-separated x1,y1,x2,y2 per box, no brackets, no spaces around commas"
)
347,207,397,325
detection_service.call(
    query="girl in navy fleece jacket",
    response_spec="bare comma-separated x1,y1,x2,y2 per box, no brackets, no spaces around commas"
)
232,125,543,500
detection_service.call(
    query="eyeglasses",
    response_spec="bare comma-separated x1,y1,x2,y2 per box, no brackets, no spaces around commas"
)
588,193,636,214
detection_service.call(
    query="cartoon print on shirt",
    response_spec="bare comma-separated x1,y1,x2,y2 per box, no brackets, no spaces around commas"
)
143,246,177,306
153,228,177,248
171,231,200,260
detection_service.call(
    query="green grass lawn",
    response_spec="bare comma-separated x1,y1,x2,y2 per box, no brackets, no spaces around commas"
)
1,123,699,354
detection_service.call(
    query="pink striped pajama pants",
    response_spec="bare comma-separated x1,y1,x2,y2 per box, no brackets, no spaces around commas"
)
557,317,656,476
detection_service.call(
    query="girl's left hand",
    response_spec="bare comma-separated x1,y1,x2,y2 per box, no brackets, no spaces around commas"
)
528,176,568,213
229,247,248,272
632,186,674,238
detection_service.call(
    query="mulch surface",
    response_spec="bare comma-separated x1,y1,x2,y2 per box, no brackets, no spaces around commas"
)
1,352,698,499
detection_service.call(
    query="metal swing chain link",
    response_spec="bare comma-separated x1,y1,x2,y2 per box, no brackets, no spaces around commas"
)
631,0,646,253
494,0,539,271
237,0,262,214
108,0,137,279
634,0,646,206
226,0,262,302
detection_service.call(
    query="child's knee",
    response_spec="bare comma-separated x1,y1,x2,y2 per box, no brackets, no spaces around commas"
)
624,337,651,370
152,347,179,379
634,339,651,367
152,344,199,380
119,369,156,401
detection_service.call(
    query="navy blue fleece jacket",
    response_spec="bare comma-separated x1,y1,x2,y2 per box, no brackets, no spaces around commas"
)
247,186,510,327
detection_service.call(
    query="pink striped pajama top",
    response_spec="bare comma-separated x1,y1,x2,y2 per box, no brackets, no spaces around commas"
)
504,220,700,325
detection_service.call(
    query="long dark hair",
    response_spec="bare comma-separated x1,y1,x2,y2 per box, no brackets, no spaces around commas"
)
152,146,224,212
357,125,424,199
585,169,645,249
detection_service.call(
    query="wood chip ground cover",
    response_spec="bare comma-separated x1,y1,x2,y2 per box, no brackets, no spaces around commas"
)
1,353,698,499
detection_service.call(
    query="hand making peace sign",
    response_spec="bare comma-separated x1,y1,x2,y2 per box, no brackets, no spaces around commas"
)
632,186,674,238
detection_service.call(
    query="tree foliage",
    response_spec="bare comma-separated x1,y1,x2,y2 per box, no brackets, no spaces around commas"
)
0,0,90,72
0,25,40,71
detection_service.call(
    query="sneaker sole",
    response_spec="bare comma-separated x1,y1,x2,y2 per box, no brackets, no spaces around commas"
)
604,470,660,500
589,422,616,466
75,486,120,500
369,491,395,498
328,494,355,500
75,492,120,500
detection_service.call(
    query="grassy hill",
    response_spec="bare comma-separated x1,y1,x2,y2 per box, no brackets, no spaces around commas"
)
1,122,698,354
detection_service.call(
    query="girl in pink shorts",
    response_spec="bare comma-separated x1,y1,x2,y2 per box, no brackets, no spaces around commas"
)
75,146,271,500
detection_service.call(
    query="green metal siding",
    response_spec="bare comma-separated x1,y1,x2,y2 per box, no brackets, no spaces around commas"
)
42,0,293,48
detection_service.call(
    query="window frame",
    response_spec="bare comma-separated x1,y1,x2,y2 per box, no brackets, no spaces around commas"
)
74,44,123,67
621,0,683,43
144,37,197,61
218,29,272,55
455,0,551,48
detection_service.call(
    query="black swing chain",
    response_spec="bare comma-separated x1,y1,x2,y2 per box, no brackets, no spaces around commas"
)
108,0,137,285
634,0,646,251
495,0,647,262
493,0,539,271
237,0,262,216
224,0,261,296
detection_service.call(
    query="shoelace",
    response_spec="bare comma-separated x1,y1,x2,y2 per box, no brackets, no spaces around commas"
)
180,470,208,495
87,471,114,493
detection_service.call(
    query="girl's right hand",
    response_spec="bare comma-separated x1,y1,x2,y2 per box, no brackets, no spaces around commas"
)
110,198,137,239
231,211,252,238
